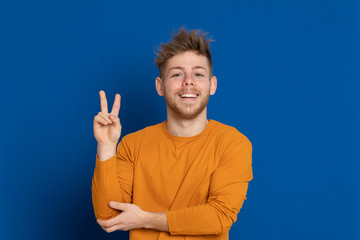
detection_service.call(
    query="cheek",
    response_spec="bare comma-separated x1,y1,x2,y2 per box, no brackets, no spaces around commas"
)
197,81,211,91
164,80,182,92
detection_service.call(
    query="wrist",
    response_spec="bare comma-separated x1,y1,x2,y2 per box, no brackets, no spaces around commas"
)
97,144,116,161
142,211,151,229
143,211,169,232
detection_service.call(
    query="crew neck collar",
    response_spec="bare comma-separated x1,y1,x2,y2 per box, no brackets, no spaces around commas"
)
161,119,216,142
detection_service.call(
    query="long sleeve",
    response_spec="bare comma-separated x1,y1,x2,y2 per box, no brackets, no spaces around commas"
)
166,135,253,235
91,137,134,220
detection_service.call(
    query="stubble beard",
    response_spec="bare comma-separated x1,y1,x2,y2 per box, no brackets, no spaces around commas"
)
164,89,210,120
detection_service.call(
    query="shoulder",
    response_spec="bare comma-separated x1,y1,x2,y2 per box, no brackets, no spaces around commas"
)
121,122,164,144
116,122,164,157
211,121,253,176
210,120,251,146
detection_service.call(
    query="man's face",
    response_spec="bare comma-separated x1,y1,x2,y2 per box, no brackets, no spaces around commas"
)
156,51,217,120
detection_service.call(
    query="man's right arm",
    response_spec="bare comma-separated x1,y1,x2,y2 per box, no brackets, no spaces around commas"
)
92,91,133,220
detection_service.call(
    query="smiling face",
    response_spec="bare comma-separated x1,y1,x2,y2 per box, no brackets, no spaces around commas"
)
156,51,217,120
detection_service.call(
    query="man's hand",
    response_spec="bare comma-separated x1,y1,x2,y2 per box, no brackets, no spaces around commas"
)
93,90,121,161
97,201,169,233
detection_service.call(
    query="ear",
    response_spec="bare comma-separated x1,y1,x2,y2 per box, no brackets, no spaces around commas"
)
156,77,165,96
210,76,217,95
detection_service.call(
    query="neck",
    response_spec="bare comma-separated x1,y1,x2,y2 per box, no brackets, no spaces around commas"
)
165,108,209,137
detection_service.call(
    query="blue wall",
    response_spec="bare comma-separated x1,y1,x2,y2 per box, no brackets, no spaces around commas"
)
1,0,359,239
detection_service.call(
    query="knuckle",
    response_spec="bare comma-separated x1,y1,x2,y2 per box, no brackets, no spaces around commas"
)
94,116,105,124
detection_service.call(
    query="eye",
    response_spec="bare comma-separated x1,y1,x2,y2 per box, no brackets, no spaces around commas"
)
195,73,204,77
171,73,182,77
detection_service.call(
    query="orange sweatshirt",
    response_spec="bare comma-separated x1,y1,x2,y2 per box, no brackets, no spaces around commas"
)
92,120,253,240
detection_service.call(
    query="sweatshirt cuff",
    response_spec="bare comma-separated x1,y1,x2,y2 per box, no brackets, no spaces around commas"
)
166,211,177,235
95,154,117,169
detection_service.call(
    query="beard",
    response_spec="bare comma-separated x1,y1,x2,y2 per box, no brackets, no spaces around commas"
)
163,88,210,120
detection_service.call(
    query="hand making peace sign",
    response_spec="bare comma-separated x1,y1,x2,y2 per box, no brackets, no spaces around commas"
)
93,91,122,147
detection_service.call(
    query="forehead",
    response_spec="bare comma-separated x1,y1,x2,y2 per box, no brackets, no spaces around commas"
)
165,51,210,72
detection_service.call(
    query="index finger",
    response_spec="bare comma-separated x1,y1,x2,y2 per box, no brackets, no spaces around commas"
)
99,90,108,113
110,94,121,117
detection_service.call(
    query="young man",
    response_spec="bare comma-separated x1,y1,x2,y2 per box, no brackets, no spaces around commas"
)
92,28,253,240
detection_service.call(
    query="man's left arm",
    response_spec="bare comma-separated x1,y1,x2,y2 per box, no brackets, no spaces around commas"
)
98,134,253,235
166,135,253,235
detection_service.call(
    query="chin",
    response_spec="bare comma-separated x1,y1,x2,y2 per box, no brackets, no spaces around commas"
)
165,93,210,120
170,105,207,120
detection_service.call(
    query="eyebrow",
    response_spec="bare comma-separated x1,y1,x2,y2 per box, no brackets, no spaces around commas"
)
168,66,184,72
168,66,207,72
192,66,207,70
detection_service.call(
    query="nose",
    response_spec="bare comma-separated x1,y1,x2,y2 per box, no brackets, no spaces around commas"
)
182,74,195,86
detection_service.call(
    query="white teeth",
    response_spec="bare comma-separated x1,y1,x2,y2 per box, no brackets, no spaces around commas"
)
181,94,197,98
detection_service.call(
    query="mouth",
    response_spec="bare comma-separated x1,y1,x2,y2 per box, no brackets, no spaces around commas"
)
178,93,200,104
179,93,199,98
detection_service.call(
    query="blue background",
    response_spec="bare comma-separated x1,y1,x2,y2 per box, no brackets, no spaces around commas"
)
1,0,359,239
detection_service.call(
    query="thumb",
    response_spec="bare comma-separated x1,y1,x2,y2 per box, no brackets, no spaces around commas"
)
109,201,128,211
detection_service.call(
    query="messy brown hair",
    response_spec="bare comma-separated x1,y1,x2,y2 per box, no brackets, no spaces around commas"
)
155,27,213,79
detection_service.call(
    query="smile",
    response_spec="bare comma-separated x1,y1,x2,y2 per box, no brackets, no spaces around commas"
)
179,93,199,98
